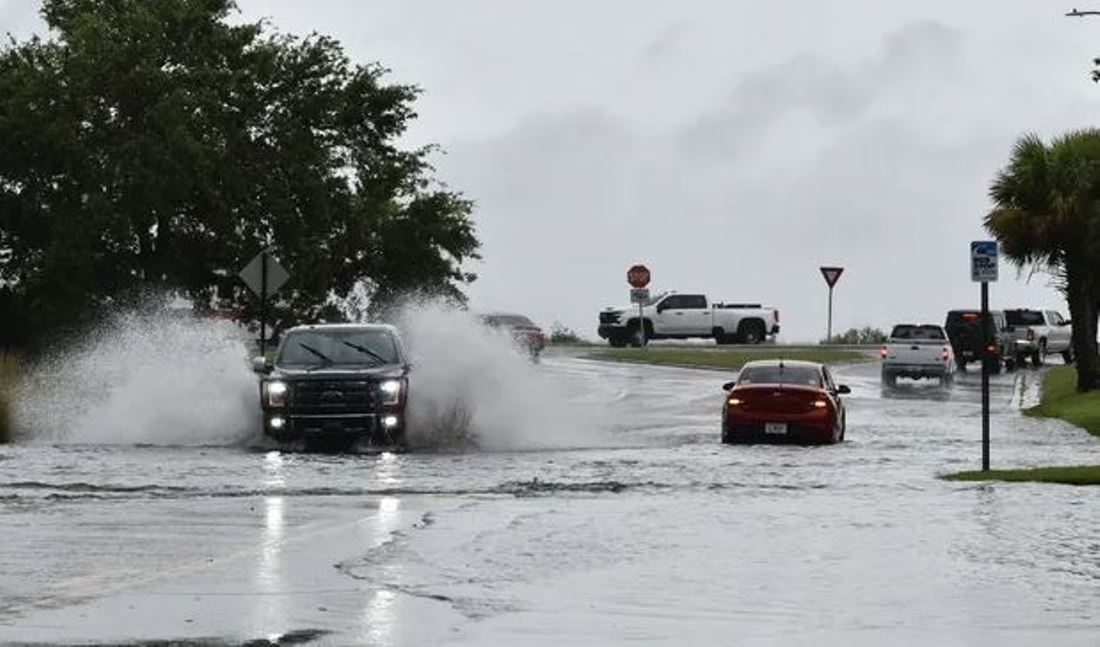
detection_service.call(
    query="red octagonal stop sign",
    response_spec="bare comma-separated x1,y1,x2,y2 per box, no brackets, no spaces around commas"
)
627,264,651,288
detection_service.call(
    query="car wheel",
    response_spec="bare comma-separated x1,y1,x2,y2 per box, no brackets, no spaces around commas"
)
1062,348,1075,364
957,360,968,373
881,372,896,388
627,323,647,347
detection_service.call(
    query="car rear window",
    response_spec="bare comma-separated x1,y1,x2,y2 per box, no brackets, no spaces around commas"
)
890,325,946,340
737,365,822,387
1005,310,1044,326
946,311,982,326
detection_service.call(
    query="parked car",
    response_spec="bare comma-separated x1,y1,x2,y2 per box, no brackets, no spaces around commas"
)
480,312,546,359
720,360,849,445
598,291,780,347
880,324,956,387
944,309,1013,373
253,323,411,448
1003,309,1073,367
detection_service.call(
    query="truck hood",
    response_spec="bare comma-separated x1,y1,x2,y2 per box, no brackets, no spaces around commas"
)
271,365,408,380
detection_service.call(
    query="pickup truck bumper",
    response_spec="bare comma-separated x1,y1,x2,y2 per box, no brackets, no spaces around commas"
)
263,411,405,442
882,364,948,380
597,325,627,340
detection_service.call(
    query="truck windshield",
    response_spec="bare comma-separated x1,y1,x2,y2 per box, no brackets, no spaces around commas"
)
277,329,399,367
738,365,822,387
890,325,945,341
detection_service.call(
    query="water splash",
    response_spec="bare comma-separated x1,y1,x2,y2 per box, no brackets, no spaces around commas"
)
396,301,599,451
14,307,258,446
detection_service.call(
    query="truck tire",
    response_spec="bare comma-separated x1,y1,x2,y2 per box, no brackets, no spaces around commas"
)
1032,341,1045,368
714,328,732,345
881,371,896,388
626,321,649,347
737,319,766,345
608,335,628,348
957,360,968,373
1062,347,1075,364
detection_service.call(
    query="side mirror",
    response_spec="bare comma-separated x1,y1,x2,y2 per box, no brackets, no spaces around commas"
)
836,385,851,395
252,356,273,374
721,381,736,391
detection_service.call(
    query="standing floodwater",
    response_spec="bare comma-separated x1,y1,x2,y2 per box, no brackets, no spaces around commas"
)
1,353,1099,645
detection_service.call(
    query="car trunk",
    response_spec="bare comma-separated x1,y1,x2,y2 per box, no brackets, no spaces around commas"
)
731,385,825,414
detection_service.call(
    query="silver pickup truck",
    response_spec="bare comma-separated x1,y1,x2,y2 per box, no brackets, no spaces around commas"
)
1003,309,1073,367
880,324,956,387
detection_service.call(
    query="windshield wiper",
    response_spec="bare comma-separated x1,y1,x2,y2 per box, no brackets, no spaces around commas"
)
337,339,388,365
296,342,333,367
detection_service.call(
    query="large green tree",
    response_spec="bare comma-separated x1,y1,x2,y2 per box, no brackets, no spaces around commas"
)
0,0,478,348
986,130,1100,391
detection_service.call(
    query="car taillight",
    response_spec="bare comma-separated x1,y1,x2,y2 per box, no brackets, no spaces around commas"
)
940,346,950,362
812,399,828,409
1026,328,1035,341
728,397,744,406
774,310,780,323
880,346,889,358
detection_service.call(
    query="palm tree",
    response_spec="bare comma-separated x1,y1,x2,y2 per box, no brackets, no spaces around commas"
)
986,129,1100,391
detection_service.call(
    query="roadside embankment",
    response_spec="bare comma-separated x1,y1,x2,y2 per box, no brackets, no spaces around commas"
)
1024,366,1100,438
943,366,1100,485
586,346,874,371
0,352,17,443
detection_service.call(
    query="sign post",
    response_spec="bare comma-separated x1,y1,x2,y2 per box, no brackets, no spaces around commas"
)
971,240,999,471
239,250,290,357
819,267,844,343
627,264,651,346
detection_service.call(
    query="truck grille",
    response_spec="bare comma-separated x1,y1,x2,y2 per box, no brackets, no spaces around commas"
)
292,380,376,413
600,311,622,325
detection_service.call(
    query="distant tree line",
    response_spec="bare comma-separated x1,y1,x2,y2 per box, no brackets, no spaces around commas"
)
821,327,887,346
986,130,1100,391
0,0,479,350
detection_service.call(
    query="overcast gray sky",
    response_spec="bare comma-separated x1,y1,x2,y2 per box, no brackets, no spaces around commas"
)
5,1,1099,341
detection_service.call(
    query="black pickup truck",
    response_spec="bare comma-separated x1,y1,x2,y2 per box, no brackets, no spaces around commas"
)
253,324,411,448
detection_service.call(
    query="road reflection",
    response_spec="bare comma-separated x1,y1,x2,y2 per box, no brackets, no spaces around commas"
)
357,492,402,645
252,451,288,636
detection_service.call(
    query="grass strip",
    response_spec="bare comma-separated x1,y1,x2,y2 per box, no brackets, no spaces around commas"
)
587,347,872,371
944,466,1100,486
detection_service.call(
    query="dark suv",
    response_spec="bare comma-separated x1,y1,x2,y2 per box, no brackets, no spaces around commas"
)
944,309,1011,372
253,324,411,448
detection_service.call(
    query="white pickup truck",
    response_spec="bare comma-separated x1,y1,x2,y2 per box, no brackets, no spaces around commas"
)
880,324,956,387
1003,309,1073,367
597,292,780,347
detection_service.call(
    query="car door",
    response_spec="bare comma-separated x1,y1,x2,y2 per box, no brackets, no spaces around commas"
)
1047,311,1071,351
678,294,711,334
822,367,845,426
652,295,684,334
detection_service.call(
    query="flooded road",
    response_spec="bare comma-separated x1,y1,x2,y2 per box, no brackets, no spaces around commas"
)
2,352,1099,645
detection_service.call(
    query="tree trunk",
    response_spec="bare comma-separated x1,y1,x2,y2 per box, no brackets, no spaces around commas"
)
1066,263,1100,391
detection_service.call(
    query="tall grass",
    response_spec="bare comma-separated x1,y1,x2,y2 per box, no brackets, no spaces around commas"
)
0,352,17,443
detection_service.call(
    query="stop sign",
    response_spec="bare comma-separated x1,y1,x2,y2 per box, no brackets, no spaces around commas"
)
627,264,651,288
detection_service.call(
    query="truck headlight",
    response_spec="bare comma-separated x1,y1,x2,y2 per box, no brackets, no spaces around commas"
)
265,381,288,408
379,379,402,405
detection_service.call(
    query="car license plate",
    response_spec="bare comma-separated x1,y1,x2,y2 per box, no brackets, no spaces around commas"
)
765,422,787,435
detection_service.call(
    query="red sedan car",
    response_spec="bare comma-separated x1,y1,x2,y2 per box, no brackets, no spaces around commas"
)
721,360,850,445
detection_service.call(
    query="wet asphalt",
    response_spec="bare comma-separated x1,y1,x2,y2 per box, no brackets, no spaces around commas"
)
1,352,1099,646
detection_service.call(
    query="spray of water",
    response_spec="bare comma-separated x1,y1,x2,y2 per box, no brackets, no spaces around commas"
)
15,307,258,446
12,296,602,451
397,301,601,451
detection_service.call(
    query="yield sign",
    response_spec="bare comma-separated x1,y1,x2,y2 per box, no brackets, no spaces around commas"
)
239,250,290,297
820,266,844,288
